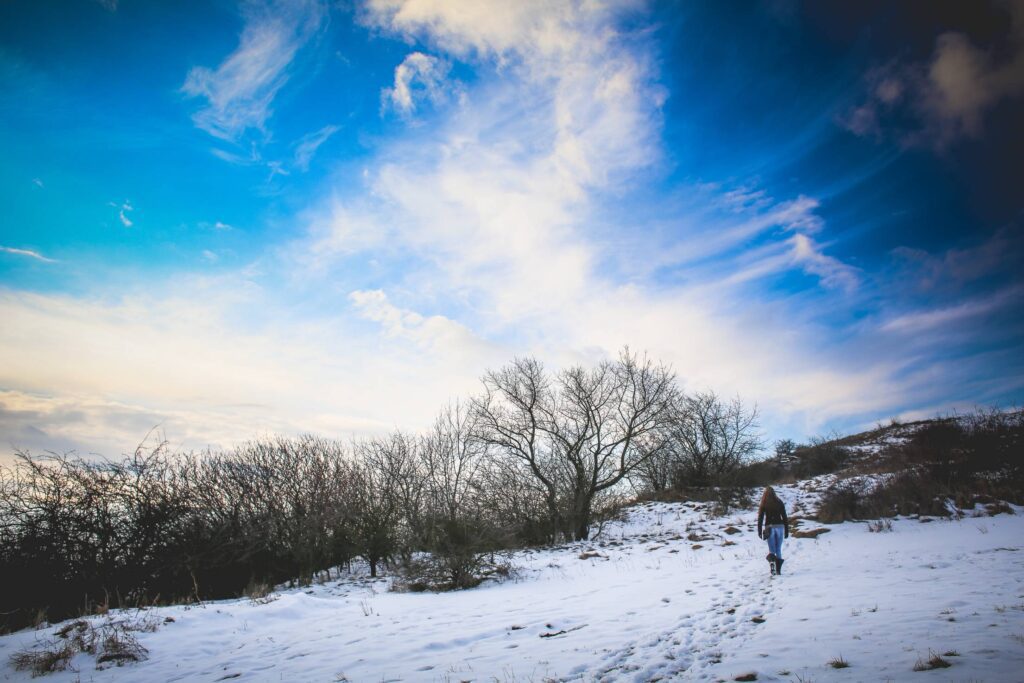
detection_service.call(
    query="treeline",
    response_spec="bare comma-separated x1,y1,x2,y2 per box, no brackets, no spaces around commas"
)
0,350,762,632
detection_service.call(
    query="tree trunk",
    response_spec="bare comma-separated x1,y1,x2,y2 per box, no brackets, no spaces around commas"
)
573,495,592,541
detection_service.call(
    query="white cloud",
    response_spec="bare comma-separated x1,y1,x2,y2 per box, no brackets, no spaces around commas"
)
292,124,340,171
2,0,973,460
32,178,43,188
893,227,1022,291
845,0,1024,146
789,233,860,292
182,0,327,142
297,0,889,433
383,52,453,115
117,200,133,228
265,160,290,181
0,246,57,263
0,284,501,461
211,146,260,165
648,193,826,272
926,27,1024,138
881,285,1023,334
349,289,495,355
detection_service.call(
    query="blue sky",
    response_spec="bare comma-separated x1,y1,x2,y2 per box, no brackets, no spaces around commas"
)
1,0,1022,458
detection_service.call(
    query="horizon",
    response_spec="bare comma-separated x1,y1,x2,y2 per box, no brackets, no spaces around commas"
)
2,0,1023,460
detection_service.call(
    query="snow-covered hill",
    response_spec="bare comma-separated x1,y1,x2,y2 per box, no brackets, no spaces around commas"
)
3,481,1023,682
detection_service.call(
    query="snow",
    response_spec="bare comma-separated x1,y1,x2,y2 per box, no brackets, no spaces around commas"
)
2,482,1023,682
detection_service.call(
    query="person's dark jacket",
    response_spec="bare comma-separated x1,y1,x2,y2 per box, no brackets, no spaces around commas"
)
757,497,789,539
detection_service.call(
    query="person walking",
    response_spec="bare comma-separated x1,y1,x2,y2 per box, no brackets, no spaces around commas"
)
757,486,789,575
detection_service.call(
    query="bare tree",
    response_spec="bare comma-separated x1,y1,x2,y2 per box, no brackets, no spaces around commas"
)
627,430,676,494
351,432,419,577
473,349,677,541
774,438,797,466
419,401,483,528
404,402,493,587
668,391,763,487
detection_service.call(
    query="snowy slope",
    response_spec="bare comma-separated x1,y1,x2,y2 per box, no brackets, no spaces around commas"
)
2,482,1023,682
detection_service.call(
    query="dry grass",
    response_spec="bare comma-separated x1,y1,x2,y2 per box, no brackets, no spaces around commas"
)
95,626,147,669
827,654,850,669
9,642,75,676
9,613,155,676
913,650,952,671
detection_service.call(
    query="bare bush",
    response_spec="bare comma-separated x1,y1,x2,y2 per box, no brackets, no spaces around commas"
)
9,641,75,676
790,436,849,479
0,435,362,631
816,479,867,523
10,616,151,676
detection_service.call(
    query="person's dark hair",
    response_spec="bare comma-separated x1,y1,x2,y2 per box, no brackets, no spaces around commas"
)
759,485,783,515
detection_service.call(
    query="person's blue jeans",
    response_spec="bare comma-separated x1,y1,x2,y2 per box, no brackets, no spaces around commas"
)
766,525,784,559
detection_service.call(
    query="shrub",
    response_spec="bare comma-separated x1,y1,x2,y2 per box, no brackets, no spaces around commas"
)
790,438,850,479
731,460,782,488
0,436,363,632
865,471,951,518
816,480,865,523
817,471,957,523
393,551,514,592
245,580,274,604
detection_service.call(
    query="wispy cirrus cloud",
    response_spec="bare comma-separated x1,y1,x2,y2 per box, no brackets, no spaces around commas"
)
0,246,57,263
892,227,1023,292
292,124,339,171
182,0,327,143
790,234,860,292
880,285,1023,334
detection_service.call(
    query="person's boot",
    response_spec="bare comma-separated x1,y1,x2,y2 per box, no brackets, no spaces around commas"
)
776,558,784,575
766,553,776,575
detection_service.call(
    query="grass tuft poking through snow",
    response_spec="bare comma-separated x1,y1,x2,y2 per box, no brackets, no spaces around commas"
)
827,654,850,668
913,649,952,671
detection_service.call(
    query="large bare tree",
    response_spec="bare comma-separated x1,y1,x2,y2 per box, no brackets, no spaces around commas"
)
473,349,677,541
